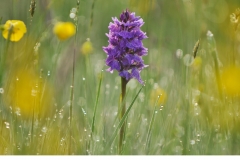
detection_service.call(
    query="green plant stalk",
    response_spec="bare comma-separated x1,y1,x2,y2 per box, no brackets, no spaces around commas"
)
182,65,190,155
30,101,35,152
211,49,223,100
119,77,127,154
145,95,160,154
68,2,80,151
88,0,96,36
107,84,143,152
68,49,76,155
0,25,13,86
1,25,14,153
207,32,222,100
89,70,103,153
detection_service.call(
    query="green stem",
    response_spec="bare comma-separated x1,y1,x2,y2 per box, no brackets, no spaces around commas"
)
68,50,75,155
88,0,96,37
182,65,190,155
108,85,143,151
145,95,160,154
119,77,127,154
90,70,103,153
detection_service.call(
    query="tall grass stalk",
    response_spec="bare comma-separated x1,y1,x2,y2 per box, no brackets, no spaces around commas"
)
68,2,80,153
145,95,160,154
182,66,191,155
88,0,96,36
68,50,75,155
89,70,103,153
107,85,144,153
207,31,222,100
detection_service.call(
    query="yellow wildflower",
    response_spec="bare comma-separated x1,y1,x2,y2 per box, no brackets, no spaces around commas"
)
221,66,240,96
129,0,156,16
4,69,54,119
150,87,167,107
2,20,27,42
53,22,76,40
81,39,93,55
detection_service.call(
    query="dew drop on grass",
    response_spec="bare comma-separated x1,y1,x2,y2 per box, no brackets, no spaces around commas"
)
71,8,77,13
70,12,76,19
31,89,37,96
4,122,10,129
136,133,139,138
176,49,183,59
47,71,50,76
0,88,4,94
128,123,131,128
15,108,21,116
194,106,201,116
155,111,158,114
83,77,86,81
183,54,194,66
106,84,110,89
81,108,87,115
190,140,195,145
41,127,47,133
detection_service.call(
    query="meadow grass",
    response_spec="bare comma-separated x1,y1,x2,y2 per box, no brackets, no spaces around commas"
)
1,0,240,155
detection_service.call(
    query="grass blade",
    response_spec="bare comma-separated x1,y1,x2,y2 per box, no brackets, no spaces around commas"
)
107,85,144,149
145,95,160,154
91,70,103,138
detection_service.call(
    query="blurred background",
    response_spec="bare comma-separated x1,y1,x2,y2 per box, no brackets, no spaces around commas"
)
1,0,240,155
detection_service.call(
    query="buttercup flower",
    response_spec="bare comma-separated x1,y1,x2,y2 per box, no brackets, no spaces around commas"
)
81,38,93,55
53,22,76,40
103,10,148,84
4,69,54,118
221,66,240,96
2,20,27,42
129,0,156,16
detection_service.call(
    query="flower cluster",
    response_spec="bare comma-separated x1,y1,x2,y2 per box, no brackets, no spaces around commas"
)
103,10,148,84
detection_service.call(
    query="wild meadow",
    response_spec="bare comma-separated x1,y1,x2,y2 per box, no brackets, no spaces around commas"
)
1,0,240,155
